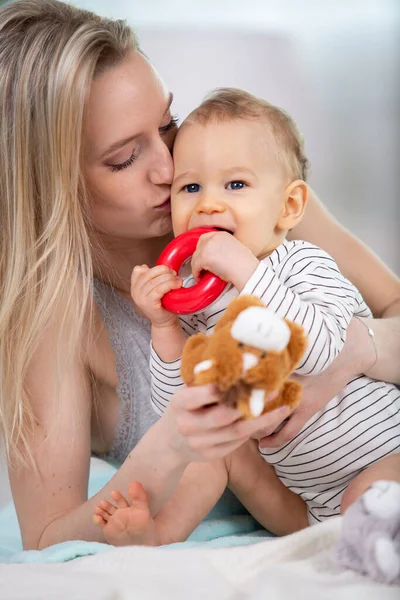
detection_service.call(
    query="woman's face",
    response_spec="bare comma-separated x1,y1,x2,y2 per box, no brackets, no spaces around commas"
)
83,52,177,241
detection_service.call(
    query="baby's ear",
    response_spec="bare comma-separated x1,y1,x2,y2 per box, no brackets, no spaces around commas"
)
181,333,208,385
284,319,308,371
276,180,308,232
215,295,265,331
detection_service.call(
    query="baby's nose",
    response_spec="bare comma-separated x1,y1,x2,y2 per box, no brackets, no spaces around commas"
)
196,197,226,215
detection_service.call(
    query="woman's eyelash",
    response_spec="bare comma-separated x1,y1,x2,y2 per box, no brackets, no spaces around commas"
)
109,114,178,172
159,114,179,133
110,150,138,172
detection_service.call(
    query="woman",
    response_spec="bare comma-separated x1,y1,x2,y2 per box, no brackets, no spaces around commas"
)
0,0,399,551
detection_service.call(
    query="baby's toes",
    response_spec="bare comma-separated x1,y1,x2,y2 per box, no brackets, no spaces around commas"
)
93,504,113,528
98,499,117,517
110,490,130,509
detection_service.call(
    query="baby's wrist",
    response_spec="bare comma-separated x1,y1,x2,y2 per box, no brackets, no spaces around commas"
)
151,317,180,333
151,321,185,363
232,255,260,291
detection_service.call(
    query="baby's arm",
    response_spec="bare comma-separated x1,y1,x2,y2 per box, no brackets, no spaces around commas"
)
131,265,192,414
189,233,363,376
131,264,185,361
240,242,368,376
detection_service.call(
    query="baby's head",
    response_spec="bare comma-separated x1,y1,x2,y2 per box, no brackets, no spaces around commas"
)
171,88,309,258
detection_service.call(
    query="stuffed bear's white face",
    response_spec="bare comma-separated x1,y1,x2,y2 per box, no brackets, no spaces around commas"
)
230,306,291,353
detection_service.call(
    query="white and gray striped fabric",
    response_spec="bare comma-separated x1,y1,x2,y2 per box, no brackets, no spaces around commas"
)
150,240,400,522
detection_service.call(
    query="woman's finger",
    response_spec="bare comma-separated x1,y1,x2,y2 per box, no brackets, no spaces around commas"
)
176,402,244,435
184,406,290,459
179,404,291,446
172,384,223,411
258,408,309,448
229,405,291,439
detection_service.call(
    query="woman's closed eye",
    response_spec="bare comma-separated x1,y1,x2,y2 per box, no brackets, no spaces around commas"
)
108,115,179,172
159,114,179,135
226,180,246,190
109,149,139,172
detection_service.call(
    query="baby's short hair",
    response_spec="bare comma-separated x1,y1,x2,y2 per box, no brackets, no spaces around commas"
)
184,88,309,182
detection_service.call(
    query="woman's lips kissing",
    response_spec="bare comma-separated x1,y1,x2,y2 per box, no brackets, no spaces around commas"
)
154,197,171,210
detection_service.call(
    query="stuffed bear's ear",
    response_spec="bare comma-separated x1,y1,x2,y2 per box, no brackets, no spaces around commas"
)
214,295,266,331
181,333,208,385
284,320,308,371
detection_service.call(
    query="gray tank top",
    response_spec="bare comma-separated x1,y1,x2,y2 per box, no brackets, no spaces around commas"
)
93,279,158,463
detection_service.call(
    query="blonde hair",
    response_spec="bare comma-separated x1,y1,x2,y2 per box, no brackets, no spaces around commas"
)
184,87,309,181
0,0,137,467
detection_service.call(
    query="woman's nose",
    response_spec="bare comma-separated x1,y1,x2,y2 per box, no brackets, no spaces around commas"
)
148,142,174,186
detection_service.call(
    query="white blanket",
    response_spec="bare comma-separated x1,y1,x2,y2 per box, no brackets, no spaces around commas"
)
0,517,397,599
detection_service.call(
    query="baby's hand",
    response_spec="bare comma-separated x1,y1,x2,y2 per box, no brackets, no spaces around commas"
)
131,264,182,328
191,231,259,290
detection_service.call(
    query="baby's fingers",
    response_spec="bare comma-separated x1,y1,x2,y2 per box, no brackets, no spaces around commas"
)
131,264,172,288
142,272,182,300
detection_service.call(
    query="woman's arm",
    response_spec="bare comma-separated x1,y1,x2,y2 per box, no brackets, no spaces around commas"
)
288,189,400,383
10,317,289,550
288,189,400,317
8,320,186,549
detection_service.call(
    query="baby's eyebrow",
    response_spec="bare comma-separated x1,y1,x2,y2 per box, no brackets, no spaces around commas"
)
173,171,199,186
221,166,257,179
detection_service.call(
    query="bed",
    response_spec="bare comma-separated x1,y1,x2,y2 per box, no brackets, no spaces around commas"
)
0,458,397,599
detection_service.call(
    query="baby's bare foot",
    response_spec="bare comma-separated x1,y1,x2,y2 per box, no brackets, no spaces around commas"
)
93,481,160,546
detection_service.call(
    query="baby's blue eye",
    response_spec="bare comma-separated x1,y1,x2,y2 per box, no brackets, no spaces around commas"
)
227,181,245,190
184,183,201,193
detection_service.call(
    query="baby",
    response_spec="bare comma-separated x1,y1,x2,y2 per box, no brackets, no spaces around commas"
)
95,89,400,581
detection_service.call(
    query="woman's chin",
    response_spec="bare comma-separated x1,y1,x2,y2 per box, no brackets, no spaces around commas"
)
149,213,173,239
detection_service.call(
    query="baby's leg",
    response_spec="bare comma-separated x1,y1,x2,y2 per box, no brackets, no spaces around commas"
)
227,440,308,535
336,453,400,584
94,460,228,547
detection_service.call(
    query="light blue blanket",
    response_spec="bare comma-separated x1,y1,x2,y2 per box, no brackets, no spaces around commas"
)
0,458,273,564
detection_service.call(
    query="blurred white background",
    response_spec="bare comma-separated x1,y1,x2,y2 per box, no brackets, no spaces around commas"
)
0,0,399,508
75,0,399,274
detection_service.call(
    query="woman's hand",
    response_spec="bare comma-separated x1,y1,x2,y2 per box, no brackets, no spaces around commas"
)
163,383,290,463
258,317,376,448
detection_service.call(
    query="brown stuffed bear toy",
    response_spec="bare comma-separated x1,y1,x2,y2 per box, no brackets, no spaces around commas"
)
181,295,308,418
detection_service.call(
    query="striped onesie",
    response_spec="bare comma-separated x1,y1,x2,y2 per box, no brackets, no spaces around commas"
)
150,239,400,523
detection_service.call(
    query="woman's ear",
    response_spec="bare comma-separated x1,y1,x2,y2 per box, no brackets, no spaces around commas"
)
276,180,308,232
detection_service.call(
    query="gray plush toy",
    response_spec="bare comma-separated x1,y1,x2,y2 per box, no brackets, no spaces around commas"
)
335,480,400,585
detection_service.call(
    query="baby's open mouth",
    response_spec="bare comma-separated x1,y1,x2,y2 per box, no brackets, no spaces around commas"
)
213,227,234,235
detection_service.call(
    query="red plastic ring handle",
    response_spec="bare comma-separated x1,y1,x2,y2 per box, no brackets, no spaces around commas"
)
156,227,228,315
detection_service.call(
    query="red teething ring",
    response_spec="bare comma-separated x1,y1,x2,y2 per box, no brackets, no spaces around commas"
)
156,227,228,315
